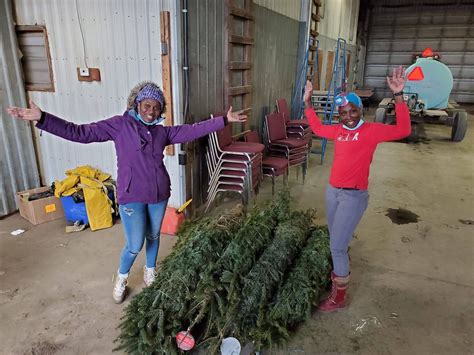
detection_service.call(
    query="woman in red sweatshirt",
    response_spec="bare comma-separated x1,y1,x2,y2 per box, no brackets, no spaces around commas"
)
303,66,411,312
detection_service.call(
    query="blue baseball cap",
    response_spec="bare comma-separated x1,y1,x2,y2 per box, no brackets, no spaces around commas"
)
335,92,363,109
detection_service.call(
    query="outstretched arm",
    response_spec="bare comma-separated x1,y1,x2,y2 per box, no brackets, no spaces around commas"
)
166,106,247,144
7,100,120,143
303,81,338,140
373,66,411,142
7,100,42,121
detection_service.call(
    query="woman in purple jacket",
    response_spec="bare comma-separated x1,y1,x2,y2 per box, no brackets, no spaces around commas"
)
7,81,246,303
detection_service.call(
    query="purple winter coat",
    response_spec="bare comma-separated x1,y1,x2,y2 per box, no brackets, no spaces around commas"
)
36,111,225,205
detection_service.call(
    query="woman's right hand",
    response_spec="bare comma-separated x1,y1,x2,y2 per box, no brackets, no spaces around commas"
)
6,100,42,121
303,80,313,107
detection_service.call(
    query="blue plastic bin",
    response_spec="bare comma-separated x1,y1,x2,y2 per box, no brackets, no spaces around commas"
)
60,191,115,224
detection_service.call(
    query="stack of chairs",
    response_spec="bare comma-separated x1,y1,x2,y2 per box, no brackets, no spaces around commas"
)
244,131,288,195
264,112,309,183
205,117,264,212
276,98,312,144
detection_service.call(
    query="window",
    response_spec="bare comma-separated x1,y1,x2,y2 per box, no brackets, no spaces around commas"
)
16,25,54,92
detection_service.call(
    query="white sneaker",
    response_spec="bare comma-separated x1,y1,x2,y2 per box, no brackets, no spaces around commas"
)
113,273,128,304
143,266,157,287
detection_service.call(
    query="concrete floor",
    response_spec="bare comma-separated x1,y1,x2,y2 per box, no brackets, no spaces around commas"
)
1,109,473,355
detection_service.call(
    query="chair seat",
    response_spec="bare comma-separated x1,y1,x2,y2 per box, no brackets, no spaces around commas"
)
287,119,309,126
221,170,246,177
269,145,307,154
289,156,306,165
220,153,260,162
287,126,311,133
273,138,307,148
222,162,248,169
262,156,288,170
288,132,312,142
263,165,287,177
215,184,244,192
219,177,245,184
222,142,265,154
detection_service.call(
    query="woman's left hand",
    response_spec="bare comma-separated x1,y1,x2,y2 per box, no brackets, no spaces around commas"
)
386,65,406,94
226,106,247,123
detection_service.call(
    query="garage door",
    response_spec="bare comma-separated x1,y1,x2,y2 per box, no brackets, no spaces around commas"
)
363,3,474,103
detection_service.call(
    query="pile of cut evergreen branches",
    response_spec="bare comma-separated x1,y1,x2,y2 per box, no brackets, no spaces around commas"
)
115,191,331,354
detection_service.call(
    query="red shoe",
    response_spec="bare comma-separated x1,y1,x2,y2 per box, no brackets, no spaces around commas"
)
318,272,350,313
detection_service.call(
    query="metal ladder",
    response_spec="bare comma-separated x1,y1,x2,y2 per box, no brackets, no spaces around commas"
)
291,37,320,121
317,38,347,164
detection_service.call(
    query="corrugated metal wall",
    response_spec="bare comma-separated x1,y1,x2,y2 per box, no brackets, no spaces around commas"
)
187,0,225,120
185,0,305,207
363,1,474,102
10,0,186,208
254,0,302,21
252,3,300,131
0,0,40,217
186,0,225,208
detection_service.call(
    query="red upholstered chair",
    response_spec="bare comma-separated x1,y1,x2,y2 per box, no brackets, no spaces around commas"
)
264,112,308,182
205,114,264,212
245,131,288,195
276,98,312,143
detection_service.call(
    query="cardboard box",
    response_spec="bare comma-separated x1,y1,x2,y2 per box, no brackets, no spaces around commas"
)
16,186,64,225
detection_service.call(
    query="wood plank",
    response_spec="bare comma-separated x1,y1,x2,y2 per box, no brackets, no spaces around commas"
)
232,129,252,140
315,48,323,90
242,93,251,130
224,0,231,109
310,30,319,37
160,11,174,156
228,85,252,96
230,35,254,45
229,61,252,70
308,60,315,66
243,5,253,131
346,52,351,79
229,6,254,20
325,50,334,91
312,13,321,22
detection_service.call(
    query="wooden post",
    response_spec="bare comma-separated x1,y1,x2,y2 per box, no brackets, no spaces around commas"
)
161,11,174,156
325,51,335,91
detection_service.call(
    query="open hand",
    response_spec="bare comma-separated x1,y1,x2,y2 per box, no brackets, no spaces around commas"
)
6,100,42,121
386,66,406,94
227,106,247,123
303,80,313,104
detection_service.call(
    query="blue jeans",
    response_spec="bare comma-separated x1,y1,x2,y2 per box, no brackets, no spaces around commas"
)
325,185,369,277
118,200,168,275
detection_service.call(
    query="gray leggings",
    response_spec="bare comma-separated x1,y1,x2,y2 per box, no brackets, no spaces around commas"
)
325,185,369,277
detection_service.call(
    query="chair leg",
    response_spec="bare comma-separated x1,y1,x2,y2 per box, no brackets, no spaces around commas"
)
204,195,214,213
302,159,308,184
272,174,275,195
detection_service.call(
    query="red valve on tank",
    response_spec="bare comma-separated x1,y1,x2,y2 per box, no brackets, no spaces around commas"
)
422,47,434,58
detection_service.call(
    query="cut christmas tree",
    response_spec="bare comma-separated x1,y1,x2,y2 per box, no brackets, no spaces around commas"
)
115,191,331,354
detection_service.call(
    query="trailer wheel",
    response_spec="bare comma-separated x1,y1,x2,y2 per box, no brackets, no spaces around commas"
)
375,107,387,123
451,111,468,142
